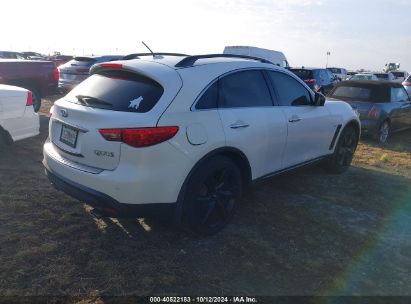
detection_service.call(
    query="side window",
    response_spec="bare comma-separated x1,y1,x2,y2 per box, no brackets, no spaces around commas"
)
391,87,409,102
219,70,273,108
196,81,218,110
268,71,312,106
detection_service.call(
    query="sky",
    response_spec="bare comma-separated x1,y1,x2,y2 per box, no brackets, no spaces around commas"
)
1,0,410,72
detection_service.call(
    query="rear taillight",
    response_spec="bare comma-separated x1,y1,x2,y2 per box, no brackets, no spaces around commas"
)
304,79,316,83
99,126,179,147
53,66,59,81
26,91,33,106
368,106,378,119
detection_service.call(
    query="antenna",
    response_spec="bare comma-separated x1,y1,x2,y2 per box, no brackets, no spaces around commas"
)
142,41,154,58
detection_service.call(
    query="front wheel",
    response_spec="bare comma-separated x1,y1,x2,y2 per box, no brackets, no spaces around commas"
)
377,121,390,144
182,156,242,236
324,126,358,174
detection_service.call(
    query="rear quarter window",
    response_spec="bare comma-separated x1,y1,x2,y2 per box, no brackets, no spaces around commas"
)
66,70,164,112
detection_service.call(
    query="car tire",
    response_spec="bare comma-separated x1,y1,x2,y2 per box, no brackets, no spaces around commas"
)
182,156,242,236
324,125,358,174
377,120,390,144
25,86,41,113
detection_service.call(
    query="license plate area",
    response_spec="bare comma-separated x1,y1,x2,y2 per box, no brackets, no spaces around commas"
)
60,124,79,148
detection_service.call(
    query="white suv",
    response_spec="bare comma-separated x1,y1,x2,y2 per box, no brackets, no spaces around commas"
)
43,54,360,235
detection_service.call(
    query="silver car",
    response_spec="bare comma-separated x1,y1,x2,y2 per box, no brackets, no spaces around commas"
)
327,80,411,143
58,55,123,92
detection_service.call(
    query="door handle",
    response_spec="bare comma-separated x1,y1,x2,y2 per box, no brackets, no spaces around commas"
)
230,121,250,129
288,116,301,123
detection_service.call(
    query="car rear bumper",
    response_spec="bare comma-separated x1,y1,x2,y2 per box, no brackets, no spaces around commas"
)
359,119,379,136
45,168,176,218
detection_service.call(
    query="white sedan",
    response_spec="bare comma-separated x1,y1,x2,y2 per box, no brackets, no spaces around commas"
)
0,84,40,146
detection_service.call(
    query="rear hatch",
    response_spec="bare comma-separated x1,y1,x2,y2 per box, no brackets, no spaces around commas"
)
327,84,387,117
59,57,97,81
50,65,181,170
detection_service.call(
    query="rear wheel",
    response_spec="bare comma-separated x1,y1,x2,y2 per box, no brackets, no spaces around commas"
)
183,156,242,236
324,125,358,174
377,120,390,144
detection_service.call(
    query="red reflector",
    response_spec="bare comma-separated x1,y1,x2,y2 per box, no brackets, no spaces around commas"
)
99,127,179,147
100,63,123,69
368,106,378,119
26,91,33,106
53,66,59,81
304,79,316,83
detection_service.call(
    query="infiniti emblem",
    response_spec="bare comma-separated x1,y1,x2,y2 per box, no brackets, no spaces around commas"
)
60,109,68,117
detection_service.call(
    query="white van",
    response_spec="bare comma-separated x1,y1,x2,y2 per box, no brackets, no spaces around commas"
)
223,46,289,68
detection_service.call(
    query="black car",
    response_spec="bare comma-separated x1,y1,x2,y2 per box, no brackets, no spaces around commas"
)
290,68,336,95
327,80,411,143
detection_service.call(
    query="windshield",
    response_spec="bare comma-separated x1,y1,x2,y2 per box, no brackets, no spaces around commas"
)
66,70,164,112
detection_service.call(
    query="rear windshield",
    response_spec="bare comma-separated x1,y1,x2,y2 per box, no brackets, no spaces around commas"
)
375,73,388,79
328,68,341,74
330,86,371,101
66,70,164,112
290,69,313,80
392,72,404,77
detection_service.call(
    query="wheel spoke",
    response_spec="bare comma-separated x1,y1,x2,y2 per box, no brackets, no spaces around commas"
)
201,201,216,224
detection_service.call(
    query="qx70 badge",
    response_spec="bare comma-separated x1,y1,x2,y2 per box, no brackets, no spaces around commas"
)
128,96,144,110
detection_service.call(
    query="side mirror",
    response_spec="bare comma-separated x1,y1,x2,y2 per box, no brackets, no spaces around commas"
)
313,91,326,106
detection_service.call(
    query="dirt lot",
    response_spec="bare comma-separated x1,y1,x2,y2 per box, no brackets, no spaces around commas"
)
1,98,411,299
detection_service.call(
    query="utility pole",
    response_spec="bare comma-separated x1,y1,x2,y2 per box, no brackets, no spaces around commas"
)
326,51,331,68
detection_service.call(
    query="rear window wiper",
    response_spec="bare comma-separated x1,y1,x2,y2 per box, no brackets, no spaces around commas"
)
75,95,112,107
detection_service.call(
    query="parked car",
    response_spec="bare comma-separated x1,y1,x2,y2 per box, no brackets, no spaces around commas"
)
349,73,379,81
391,70,409,82
0,51,26,59
402,74,411,96
0,59,59,112
223,46,289,68
46,54,73,67
0,84,40,147
374,72,396,81
327,67,348,81
43,54,360,235
290,67,336,95
327,80,411,143
58,55,123,92
21,51,47,60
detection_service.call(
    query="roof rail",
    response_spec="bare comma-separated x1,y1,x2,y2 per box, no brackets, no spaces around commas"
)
175,54,274,68
122,53,188,60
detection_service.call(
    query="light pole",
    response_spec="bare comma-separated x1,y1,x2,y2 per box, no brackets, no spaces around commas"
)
326,51,331,68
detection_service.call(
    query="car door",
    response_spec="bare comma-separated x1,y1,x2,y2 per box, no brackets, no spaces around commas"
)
217,69,288,179
267,70,335,168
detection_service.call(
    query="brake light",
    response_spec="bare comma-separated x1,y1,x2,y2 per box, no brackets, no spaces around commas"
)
99,126,179,147
26,91,33,106
53,66,59,81
99,63,123,69
304,79,316,83
368,106,378,119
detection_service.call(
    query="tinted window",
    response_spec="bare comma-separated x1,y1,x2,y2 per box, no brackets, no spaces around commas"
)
196,82,218,109
290,69,313,80
375,73,388,80
392,72,405,78
268,71,312,106
330,86,371,101
329,68,341,74
219,70,273,108
391,87,409,102
67,70,164,112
